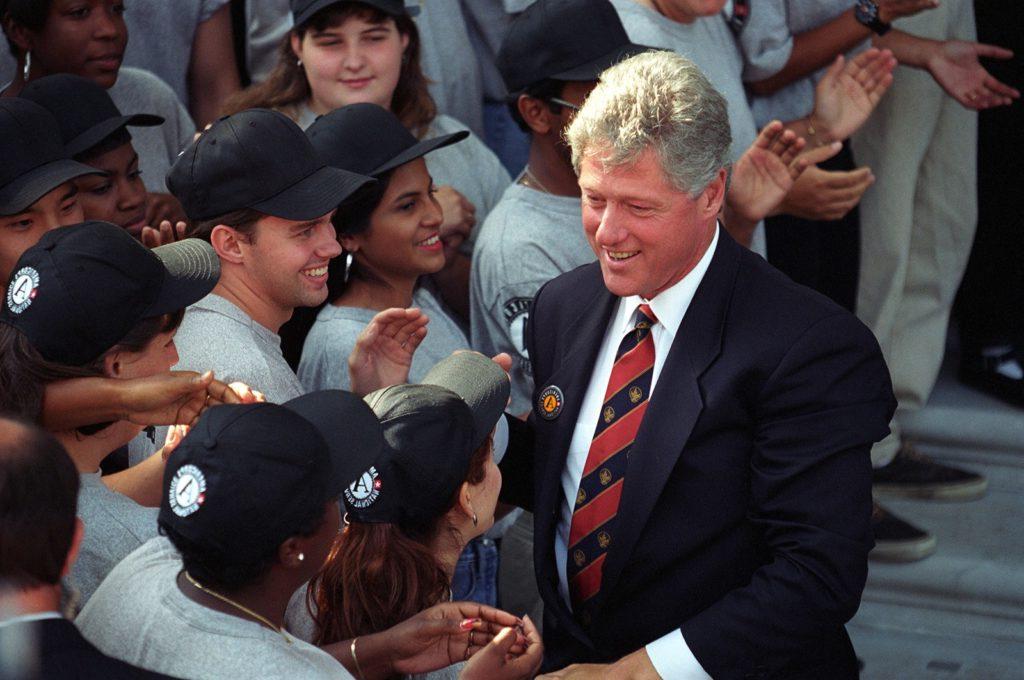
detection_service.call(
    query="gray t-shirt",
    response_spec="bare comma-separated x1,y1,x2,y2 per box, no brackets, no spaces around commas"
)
610,0,765,255
123,0,231,110
72,473,159,605
414,0,484,138
299,286,468,392
173,293,304,403
737,0,866,127
78,537,350,680
470,183,591,415
108,67,196,193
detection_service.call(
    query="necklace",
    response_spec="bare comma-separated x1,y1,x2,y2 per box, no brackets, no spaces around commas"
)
520,166,553,195
183,571,292,644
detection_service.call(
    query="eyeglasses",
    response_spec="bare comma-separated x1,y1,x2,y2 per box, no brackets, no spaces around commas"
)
547,97,581,112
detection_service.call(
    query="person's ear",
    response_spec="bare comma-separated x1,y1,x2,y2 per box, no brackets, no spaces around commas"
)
339,232,360,254
102,351,123,378
277,536,308,569
698,167,729,219
399,28,410,53
289,31,304,63
61,519,85,578
5,19,33,54
517,94,554,136
456,481,475,521
210,224,246,264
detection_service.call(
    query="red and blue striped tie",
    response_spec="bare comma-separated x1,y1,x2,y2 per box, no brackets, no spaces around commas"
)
568,304,657,609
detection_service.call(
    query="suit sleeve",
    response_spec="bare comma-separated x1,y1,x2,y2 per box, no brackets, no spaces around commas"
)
680,311,895,678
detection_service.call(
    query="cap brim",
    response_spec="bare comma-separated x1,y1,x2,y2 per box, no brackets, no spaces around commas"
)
295,0,416,27
0,158,101,216
146,238,221,316
252,165,375,221
420,352,510,449
283,390,385,494
370,131,469,176
549,42,655,85
66,113,165,158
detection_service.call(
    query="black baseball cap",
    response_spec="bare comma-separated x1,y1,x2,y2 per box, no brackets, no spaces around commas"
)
0,221,219,366
158,391,384,564
307,103,467,178
166,108,375,222
0,99,101,216
20,74,164,158
497,0,652,94
346,352,510,524
291,0,417,27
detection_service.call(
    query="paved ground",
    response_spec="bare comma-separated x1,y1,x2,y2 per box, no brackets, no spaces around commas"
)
850,356,1024,679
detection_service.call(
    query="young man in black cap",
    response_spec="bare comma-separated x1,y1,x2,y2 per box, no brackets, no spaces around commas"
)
0,97,97,286
78,390,532,679
20,73,162,240
0,415,173,679
164,108,427,409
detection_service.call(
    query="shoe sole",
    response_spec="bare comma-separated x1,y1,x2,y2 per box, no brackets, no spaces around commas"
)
873,477,988,502
869,535,938,563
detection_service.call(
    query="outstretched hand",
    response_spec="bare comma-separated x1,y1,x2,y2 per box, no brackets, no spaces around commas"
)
927,39,1019,109
460,615,543,680
348,307,429,396
122,370,244,427
141,220,188,248
813,48,896,142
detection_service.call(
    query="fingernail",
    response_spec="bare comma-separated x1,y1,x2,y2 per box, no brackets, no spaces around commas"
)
459,618,479,630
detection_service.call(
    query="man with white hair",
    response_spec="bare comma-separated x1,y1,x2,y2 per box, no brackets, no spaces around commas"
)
500,50,896,678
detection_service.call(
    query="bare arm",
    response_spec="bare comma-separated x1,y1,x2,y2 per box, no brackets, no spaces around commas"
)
187,4,242,127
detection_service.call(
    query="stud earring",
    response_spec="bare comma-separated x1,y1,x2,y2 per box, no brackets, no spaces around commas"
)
296,57,303,67
22,51,31,82
297,553,305,562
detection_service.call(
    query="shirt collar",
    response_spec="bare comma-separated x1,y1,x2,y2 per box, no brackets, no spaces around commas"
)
616,224,720,341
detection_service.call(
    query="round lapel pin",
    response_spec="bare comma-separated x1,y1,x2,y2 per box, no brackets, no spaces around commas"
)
537,385,564,420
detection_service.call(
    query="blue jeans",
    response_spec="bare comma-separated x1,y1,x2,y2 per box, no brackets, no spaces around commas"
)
451,536,498,606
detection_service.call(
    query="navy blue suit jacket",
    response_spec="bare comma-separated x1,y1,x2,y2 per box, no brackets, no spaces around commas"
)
500,230,895,678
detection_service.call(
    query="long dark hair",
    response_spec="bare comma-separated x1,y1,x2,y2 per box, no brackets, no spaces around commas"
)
309,434,492,644
221,2,436,137
0,310,185,422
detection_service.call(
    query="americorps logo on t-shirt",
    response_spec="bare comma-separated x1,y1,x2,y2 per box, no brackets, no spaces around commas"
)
502,297,532,360
6,266,40,314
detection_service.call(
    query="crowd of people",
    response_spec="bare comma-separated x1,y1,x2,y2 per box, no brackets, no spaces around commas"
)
0,0,1018,678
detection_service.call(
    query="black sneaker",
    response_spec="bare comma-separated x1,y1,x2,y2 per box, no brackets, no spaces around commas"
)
959,344,1024,408
870,501,936,562
872,443,988,501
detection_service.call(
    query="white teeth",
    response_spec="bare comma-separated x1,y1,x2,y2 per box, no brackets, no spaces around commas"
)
607,251,638,261
303,266,328,276
417,235,440,246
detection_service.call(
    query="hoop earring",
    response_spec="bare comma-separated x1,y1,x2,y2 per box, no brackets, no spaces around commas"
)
343,251,353,283
22,51,31,82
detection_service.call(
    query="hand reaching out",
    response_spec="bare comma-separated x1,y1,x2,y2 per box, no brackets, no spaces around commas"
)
812,48,897,142
141,220,188,248
348,307,429,396
926,40,1019,110
460,615,543,680
121,370,244,427
144,192,188,226
779,164,875,221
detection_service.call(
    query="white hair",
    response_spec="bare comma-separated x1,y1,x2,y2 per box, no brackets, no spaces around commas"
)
566,50,732,196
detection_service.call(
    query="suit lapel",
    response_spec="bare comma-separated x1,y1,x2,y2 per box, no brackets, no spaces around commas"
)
594,231,742,610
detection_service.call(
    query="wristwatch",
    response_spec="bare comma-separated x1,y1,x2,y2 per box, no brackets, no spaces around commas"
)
854,0,892,36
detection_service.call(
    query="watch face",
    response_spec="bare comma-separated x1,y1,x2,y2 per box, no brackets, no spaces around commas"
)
855,0,879,23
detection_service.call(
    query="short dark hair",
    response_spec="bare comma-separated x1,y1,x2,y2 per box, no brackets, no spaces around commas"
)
187,207,265,243
0,415,79,589
75,127,133,164
1,0,53,58
159,500,327,592
508,79,569,133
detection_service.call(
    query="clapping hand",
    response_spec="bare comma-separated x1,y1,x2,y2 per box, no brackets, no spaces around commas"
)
926,39,1019,110
348,307,429,396
812,48,897,142
141,220,188,248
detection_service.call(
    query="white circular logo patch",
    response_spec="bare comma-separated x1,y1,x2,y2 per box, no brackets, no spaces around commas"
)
344,466,381,509
6,267,40,314
168,464,207,517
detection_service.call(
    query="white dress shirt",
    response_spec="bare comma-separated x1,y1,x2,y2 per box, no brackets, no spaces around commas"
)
554,226,719,679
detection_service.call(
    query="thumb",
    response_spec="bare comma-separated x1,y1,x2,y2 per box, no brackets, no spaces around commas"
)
191,370,214,386
479,627,517,661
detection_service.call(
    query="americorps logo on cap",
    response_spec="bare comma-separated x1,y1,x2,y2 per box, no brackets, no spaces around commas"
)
168,464,207,517
6,267,40,314
344,466,381,509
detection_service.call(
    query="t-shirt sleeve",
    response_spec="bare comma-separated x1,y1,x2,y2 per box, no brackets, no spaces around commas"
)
737,3,794,82
297,318,363,392
199,0,231,23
